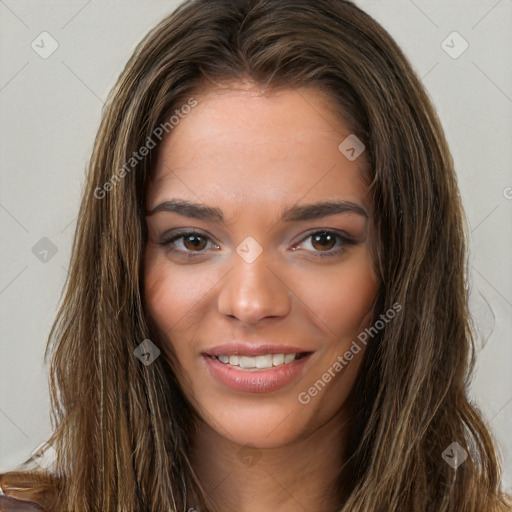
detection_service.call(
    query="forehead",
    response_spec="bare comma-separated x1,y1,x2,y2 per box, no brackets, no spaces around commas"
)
147,84,370,211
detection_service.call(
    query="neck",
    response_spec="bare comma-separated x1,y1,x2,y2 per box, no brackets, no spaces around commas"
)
189,407,350,512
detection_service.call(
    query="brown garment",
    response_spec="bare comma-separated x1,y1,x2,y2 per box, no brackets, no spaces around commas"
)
0,481,48,512
0,493,47,511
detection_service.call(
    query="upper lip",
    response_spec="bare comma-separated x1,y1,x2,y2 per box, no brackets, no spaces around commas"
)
203,342,315,357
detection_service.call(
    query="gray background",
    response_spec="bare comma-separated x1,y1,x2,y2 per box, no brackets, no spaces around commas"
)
1,0,511,489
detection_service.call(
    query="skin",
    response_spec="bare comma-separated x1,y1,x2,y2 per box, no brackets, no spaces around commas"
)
144,81,380,512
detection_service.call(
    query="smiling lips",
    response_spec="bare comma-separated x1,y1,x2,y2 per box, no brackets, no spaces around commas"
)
216,352,305,370
202,342,315,392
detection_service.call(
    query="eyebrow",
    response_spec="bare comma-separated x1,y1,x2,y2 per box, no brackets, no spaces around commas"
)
146,198,368,222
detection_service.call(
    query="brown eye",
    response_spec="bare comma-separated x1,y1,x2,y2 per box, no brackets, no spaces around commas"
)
310,231,336,252
182,234,207,251
158,231,220,257
293,230,354,259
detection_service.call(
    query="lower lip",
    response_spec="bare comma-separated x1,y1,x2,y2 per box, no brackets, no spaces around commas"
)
203,354,313,393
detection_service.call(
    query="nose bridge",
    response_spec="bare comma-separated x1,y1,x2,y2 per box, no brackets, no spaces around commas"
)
217,240,291,323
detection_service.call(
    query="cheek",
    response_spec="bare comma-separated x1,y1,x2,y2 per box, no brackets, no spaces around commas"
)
296,248,379,339
294,251,378,422
143,250,222,360
144,256,182,329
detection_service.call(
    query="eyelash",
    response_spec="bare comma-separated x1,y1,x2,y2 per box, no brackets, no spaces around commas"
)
158,230,355,259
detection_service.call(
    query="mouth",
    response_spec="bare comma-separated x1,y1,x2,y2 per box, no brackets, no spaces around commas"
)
206,352,313,371
202,351,314,393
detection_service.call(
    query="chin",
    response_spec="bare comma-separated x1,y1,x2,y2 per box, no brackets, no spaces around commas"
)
193,389,346,450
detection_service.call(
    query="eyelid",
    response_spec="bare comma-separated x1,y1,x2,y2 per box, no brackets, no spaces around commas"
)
292,228,355,246
291,229,356,258
158,229,220,249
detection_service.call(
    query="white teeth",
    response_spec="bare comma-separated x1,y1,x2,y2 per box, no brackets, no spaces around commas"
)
256,355,273,369
215,353,302,370
272,353,284,366
239,356,255,369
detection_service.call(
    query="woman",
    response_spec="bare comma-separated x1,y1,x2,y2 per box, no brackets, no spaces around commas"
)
0,0,510,510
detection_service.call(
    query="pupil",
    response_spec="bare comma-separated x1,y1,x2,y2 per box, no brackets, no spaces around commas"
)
185,235,205,250
313,232,334,251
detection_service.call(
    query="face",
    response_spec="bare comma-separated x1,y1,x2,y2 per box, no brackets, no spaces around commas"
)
144,81,379,448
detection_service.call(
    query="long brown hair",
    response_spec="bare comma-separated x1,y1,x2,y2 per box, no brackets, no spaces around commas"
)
1,1,510,510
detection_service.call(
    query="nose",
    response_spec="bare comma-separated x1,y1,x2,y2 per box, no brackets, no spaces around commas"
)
217,248,291,324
